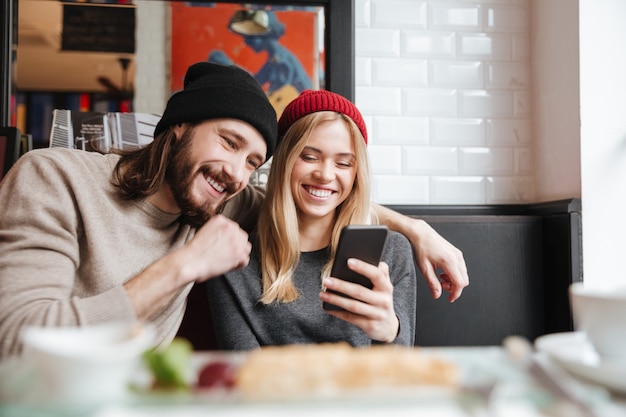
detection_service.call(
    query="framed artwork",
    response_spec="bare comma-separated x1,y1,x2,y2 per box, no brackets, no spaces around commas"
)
169,0,353,97
171,2,319,118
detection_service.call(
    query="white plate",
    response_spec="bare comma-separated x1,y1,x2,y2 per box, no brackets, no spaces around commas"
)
535,331,626,395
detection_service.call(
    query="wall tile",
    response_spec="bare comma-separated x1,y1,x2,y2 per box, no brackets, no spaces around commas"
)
514,147,533,174
373,116,429,145
355,0,371,28
430,2,482,29
373,175,430,204
372,58,428,87
404,88,457,116
487,62,529,89
432,118,486,146
486,176,534,203
458,0,512,3
402,31,456,57
404,146,459,174
356,57,373,86
486,118,531,146
460,147,514,175
367,144,402,175
369,146,403,174
512,33,530,61
486,5,529,33
356,86,402,115
431,176,486,204
513,90,531,118
371,0,427,28
431,61,484,88
356,28,401,57
458,33,512,60
458,0,513,3
460,90,513,118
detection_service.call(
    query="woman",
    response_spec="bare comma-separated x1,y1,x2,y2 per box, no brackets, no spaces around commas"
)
206,90,417,349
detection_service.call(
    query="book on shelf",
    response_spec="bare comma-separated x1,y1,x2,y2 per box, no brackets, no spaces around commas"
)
49,109,161,152
28,93,56,148
63,93,92,112
14,93,27,134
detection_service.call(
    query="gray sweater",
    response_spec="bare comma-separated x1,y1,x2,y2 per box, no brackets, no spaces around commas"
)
206,231,417,350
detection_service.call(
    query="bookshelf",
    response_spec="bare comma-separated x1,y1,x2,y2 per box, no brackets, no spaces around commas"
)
11,91,131,149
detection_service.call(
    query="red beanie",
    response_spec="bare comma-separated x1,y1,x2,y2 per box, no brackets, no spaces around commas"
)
277,90,368,144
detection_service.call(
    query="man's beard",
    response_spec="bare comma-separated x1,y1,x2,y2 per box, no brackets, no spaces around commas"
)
166,129,238,228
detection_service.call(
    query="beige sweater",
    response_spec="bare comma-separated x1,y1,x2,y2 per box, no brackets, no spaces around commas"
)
0,148,263,359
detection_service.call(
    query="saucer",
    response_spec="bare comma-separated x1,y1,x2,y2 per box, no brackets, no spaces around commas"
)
535,332,626,395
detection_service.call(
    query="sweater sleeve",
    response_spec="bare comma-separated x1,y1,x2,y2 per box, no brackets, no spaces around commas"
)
382,231,418,347
221,185,266,232
0,151,137,359
205,276,261,351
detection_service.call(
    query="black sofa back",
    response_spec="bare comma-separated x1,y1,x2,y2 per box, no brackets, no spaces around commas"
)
389,198,582,346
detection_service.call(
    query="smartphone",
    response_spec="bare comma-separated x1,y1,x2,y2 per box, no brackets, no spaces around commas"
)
322,225,389,311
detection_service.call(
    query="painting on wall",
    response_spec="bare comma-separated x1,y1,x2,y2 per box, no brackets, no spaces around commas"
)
170,2,323,119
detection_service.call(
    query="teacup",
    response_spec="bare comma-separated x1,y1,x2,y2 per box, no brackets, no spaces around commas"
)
20,323,154,405
569,282,626,362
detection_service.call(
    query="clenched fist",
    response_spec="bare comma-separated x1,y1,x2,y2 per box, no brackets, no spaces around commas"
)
181,215,252,282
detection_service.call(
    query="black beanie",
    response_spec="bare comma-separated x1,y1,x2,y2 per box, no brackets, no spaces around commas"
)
154,62,278,161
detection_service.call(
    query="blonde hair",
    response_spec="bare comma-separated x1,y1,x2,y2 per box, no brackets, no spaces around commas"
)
257,111,375,304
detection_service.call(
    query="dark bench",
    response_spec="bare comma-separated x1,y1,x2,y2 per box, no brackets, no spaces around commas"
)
392,198,582,346
177,198,582,349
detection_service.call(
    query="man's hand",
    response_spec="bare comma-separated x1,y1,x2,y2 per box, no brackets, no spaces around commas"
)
410,219,468,302
125,215,251,321
181,215,252,282
373,204,469,302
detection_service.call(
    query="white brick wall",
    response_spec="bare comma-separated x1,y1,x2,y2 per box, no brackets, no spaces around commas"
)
357,0,533,204
136,0,533,205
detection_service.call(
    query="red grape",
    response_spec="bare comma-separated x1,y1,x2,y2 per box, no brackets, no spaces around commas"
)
197,361,237,389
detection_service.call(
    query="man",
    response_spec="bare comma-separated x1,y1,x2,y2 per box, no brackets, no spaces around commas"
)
0,62,468,359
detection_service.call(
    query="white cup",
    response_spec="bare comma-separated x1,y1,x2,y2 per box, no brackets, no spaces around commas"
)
569,282,626,362
20,323,154,405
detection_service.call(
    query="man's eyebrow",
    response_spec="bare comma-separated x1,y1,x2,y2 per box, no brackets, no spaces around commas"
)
218,127,246,143
220,128,265,163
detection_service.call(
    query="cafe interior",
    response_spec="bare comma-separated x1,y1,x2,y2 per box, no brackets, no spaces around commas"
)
0,0,625,416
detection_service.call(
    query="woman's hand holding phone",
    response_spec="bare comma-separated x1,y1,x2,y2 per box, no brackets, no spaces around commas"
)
320,225,399,343
321,258,399,343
